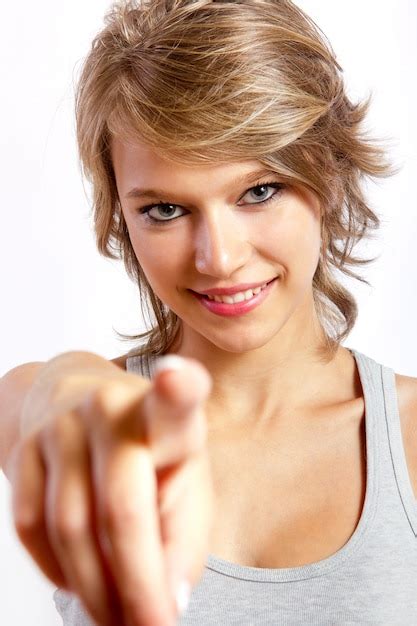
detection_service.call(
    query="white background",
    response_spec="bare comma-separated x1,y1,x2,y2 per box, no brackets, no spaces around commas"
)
1,1,416,624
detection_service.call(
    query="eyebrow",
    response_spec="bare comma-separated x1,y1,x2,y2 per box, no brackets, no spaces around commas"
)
124,168,280,201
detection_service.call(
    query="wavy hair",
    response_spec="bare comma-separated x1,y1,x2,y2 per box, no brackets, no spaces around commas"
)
75,0,398,366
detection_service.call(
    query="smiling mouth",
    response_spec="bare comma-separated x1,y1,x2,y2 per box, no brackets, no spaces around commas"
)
187,275,278,316
189,276,278,300
189,277,277,297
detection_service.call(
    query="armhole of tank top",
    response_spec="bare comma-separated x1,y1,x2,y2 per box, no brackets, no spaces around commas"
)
381,363,417,537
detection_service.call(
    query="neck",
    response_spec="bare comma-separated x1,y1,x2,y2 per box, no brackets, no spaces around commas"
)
164,301,349,432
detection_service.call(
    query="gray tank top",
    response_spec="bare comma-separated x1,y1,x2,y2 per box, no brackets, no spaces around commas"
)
53,347,417,625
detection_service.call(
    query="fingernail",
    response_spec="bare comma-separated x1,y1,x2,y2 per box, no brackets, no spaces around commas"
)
153,355,187,376
175,579,191,617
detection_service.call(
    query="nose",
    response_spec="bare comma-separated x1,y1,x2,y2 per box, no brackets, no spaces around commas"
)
194,208,251,278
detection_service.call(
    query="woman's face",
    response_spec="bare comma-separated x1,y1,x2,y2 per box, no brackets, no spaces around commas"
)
111,136,323,354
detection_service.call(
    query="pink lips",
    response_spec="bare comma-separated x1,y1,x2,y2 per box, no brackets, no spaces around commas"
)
193,277,277,296
190,276,278,317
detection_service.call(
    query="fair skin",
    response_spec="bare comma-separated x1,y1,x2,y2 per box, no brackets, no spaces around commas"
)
1,134,416,626
110,136,379,569
1,138,416,626
111,136,357,438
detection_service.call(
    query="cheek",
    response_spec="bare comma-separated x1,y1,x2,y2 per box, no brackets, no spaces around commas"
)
133,237,167,264
264,214,320,279
289,227,320,267
128,230,184,287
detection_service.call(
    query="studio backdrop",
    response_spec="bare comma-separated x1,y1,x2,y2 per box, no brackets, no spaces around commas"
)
0,1,416,624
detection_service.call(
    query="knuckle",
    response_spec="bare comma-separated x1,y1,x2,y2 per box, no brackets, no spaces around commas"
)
41,413,73,451
100,497,141,535
76,386,120,431
14,505,43,538
53,510,88,545
86,386,112,415
40,413,87,464
76,380,149,437
117,593,165,626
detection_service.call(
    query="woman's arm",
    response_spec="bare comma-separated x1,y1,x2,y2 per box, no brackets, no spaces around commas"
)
0,353,128,481
0,362,45,480
2,351,213,624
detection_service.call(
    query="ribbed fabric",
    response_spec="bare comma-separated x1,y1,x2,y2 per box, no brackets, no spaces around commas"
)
53,347,417,625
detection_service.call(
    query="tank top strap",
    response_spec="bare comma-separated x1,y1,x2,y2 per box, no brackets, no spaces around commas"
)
127,347,417,537
351,347,417,537
126,352,155,379
380,358,417,536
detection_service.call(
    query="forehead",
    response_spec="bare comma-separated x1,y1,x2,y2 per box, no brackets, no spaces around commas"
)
110,136,321,218
110,136,265,184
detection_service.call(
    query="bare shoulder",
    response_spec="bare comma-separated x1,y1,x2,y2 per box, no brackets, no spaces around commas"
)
110,353,129,371
395,372,417,406
395,372,417,499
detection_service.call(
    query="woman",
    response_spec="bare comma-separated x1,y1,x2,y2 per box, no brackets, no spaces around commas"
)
2,0,417,625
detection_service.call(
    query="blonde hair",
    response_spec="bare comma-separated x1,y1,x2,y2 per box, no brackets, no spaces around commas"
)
75,0,398,365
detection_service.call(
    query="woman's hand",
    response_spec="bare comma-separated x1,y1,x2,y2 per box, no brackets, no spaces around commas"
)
8,356,214,626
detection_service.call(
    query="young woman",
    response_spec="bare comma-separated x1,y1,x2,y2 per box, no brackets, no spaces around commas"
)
1,1,417,625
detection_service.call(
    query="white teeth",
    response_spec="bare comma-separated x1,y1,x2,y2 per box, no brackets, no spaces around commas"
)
207,283,267,304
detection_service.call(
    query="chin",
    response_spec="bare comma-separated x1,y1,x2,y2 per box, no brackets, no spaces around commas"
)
193,324,282,354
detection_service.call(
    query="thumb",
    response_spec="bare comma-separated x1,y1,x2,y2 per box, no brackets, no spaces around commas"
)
142,355,213,468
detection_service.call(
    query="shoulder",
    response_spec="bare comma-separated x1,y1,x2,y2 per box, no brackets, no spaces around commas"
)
395,372,417,499
395,372,417,425
110,353,129,371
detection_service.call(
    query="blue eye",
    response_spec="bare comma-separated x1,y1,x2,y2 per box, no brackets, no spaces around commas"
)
242,183,281,204
138,181,285,226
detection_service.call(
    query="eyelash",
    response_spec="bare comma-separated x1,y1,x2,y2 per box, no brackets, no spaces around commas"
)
137,181,286,226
